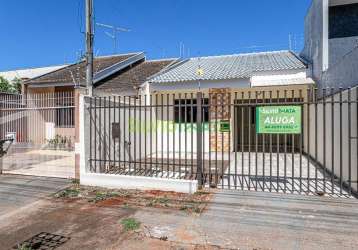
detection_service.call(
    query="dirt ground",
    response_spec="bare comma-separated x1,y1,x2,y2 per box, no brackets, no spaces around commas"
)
0,185,220,250
1,184,358,250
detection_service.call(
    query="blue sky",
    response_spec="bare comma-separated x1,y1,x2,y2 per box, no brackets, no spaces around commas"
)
0,0,311,71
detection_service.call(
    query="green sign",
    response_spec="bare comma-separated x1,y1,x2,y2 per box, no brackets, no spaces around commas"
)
256,106,301,134
220,120,230,132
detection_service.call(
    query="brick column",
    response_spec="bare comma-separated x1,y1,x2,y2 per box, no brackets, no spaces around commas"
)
209,88,231,152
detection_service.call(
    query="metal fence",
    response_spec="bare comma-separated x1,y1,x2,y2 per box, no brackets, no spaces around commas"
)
0,92,76,178
86,87,358,198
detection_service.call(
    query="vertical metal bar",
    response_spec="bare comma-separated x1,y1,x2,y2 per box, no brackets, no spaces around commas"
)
97,96,102,172
331,88,335,195
191,93,194,179
123,96,127,173
184,93,188,179
167,94,170,178
197,92,203,189
356,87,358,195
94,96,97,172
215,92,218,185
118,96,121,171
113,96,116,170
314,88,318,192
241,92,244,190
144,95,147,175
262,91,266,192
209,92,212,185
339,88,343,194
172,94,176,178
255,91,258,191
228,93,231,189
307,88,311,194
155,94,158,177
269,90,273,192
178,93,182,178
108,96,112,172
299,89,303,194
150,94,153,176
89,96,93,171
221,92,224,188
128,96,132,174
133,96,137,175
139,95,141,172
104,96,108,172
322,88,326,193
202,94,206,185
161,94,164,177
276,90,280,192
234,92,238,189
283,90,287,193
348,88,352,195
291,89,295,194
248,91,251,191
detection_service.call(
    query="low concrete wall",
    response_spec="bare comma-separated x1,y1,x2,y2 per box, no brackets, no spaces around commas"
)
80,173,197,194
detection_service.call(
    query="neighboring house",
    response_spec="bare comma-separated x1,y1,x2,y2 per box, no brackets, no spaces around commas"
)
144,50,314,152
0,65,68,93
23,53,145,95
301,0,358,90
94,58,179,96
0,65,67,82
21,52,178,144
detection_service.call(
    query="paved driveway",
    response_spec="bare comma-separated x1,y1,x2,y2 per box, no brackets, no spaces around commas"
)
0,175,70,217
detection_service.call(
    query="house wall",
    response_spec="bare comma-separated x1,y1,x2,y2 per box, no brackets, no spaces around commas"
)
301,0,358,90
150,83,312,154
23,86,75,145
301,0,327,84
93,88,138,97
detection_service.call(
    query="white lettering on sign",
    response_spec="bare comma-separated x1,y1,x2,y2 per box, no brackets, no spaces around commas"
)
264,116,295,125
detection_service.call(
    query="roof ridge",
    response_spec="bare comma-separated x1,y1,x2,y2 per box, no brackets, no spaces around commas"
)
0,64,68,73
146,58,179,62
95,52,144,59
188,50,291,60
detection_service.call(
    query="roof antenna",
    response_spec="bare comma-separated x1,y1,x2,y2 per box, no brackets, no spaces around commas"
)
96,22,130,54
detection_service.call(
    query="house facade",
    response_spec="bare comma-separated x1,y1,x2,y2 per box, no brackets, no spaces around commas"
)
21,52,177,145
143,51,314,153
301,0,358,90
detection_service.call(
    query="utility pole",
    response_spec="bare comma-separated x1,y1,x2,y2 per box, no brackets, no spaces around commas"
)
86,0,94,96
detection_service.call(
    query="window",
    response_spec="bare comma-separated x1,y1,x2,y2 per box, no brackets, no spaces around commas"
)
55,94,75,128
329,4,358,39
174,98,209,123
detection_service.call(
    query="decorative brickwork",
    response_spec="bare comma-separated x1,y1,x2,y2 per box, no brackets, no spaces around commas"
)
209,88,231,152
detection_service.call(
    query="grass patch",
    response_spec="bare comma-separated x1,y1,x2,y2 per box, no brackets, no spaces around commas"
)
120,218,141,232
88,191,119,203
17,244,33,250
54,188,80,198
71,178,80,185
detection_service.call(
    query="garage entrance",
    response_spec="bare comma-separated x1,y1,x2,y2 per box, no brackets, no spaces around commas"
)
0,92,75,179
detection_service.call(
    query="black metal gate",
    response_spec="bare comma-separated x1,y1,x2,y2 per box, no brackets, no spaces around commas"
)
87,87,358,198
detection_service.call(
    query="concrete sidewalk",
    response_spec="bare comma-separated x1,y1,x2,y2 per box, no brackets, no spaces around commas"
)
136,190,358,250
0,174,70,217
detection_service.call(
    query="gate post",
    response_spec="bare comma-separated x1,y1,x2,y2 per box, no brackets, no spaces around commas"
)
196,92,203,189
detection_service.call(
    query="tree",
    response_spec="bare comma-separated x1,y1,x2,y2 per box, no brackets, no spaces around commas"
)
0,76,12,93
12,77,23,93
0,76,22,93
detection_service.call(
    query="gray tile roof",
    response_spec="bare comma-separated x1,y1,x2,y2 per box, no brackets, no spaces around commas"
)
149,51,307,83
